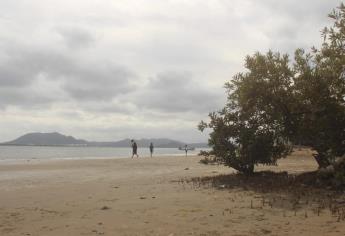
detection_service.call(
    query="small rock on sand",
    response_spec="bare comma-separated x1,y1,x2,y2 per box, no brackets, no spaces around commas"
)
100,206,110,210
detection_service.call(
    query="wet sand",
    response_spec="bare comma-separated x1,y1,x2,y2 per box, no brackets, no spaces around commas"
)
0,149,344,236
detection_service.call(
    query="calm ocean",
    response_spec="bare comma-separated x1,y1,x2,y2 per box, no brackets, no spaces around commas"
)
0,145,208,161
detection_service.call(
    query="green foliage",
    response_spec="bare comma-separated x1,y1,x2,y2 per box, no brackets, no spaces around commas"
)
199,51,293,174
200,3,345,173
292,4,345,167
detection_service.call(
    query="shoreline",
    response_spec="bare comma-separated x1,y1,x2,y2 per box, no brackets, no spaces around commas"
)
0,145,205,162
0,153,191,165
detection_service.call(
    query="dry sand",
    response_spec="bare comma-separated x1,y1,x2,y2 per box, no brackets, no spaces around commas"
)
0,149,344,236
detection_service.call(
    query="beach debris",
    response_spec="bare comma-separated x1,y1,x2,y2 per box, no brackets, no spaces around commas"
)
184,168,189,170
223,208,232,215
261,229,272,234
140,196,146,200
152,196,156,199
112,186,119,189
91,229,104,235
100,206,110,210
217,184,226,189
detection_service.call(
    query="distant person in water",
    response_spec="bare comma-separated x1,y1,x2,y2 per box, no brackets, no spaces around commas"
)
131,139,139,158
149,142,154,157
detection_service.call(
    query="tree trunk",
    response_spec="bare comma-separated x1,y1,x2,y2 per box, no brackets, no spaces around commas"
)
236,163,254,175
313,153,331,168
226,159,254,175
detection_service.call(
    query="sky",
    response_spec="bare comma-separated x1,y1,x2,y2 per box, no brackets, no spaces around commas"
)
0,0,341,143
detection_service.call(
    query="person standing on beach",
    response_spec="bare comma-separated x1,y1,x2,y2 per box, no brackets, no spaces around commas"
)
131,140,139,158
149,142,154,157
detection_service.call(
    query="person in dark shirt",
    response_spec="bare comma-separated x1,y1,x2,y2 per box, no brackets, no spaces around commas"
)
131,139,139,158
149,142,154,157
184,144,188,157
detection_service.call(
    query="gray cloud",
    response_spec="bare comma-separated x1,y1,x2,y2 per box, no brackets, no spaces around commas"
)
0,63,35,87
56,26,95,49
79,100,136,114
61,63,136,101
253,0,339,52
133,71,224,113
0,0,341,142
0,49,44,87
0,87,55,109
259,0,337,20
0,43,136,107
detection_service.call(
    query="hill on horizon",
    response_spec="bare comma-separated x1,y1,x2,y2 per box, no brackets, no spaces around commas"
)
1,132,209,148
3,132,88,146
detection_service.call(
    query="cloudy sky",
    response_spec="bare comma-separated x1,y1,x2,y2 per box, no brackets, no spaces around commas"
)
0,0,340,143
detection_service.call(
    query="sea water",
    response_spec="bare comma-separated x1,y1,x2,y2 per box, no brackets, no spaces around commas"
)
0,145,209,161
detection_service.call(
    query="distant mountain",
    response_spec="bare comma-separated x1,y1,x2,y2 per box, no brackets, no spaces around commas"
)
1,132,209,148
4,132,88,146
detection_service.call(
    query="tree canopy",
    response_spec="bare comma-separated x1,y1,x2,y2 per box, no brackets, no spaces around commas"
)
200,3,345,175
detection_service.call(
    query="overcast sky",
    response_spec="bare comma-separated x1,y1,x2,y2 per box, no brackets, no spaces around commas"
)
0,0,341,143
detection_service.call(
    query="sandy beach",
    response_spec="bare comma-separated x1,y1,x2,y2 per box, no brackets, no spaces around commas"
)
0,149,344,236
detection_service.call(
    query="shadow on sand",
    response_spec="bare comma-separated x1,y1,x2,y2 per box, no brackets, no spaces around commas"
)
178,171,345,220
